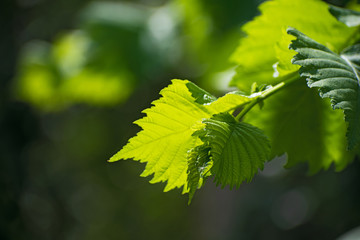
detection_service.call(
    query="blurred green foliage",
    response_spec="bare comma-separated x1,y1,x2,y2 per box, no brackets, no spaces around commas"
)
14,0,264,111
16,32,134,110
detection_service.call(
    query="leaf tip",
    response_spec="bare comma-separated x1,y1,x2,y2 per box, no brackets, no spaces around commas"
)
107,153,122,162
286,27,297,35
187,195,194,205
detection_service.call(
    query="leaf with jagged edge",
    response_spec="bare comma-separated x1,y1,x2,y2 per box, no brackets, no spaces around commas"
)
195,113,271,189
288,28,360,150
230,0,356,91
187,144,212,204
109,79,218,193
245,80,355,174
109,80,258,193
330,5,360,27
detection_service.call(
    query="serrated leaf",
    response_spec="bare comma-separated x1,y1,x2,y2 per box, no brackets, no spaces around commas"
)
109,79,217,192
329,5,360,27
197,113,271,189
187,145,212,204
245,80,354,173
230,0,356,91
288,28,360,150
109,79,256,193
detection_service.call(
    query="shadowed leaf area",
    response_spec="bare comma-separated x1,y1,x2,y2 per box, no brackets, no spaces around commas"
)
288,27,360,151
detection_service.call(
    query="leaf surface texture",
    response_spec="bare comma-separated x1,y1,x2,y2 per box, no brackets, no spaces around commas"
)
230,0,356,91
109,80,217,192
288,28,360,150
196,113,270,188
110,80,256,192
245,80,354,173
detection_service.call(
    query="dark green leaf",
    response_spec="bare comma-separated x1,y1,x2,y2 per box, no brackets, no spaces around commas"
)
329,5,360,27
288,28,360,150
187,145,212,204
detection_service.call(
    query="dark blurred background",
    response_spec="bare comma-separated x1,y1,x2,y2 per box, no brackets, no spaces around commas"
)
1,0,360,239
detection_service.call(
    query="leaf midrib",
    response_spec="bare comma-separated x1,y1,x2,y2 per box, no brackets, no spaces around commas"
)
341,54,360,87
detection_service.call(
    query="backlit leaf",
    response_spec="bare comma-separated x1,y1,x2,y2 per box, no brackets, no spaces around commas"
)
109,80,255,193
109,80,217,192
230,0,356,91
196,113,271,188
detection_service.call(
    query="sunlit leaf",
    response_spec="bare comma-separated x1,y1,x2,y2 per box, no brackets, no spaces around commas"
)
109,80,219,192
195,113,271,188
230,0,356,91
109,79,262,194
207,91,252,113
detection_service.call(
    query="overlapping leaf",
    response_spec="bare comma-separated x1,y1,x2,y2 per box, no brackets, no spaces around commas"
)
206,91,252,113
288,28,360,150
109,80,217,192
187,145,212,204
329,5,360,27
109,80,258,193
230,0,356,91
195,113,271,189
245,81,354,173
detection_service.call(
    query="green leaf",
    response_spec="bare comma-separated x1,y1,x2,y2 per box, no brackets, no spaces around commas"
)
206,91,252,113
185,81,217,105
329,5,360,27
245,80,354,173
230,0,356,91
109,80,255,193
288,28,360,150
187,145,212,204
109,79,217,192
196,113,271,188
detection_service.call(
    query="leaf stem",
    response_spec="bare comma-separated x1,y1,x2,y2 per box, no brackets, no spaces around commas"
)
235,73,299,121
